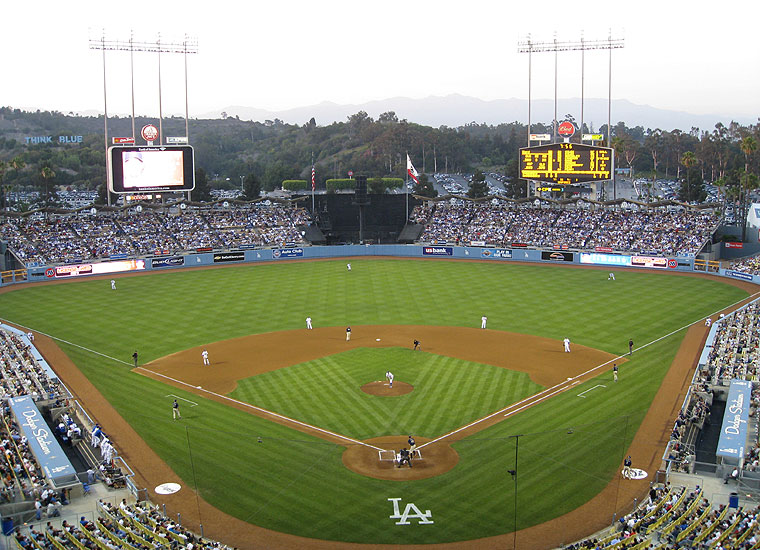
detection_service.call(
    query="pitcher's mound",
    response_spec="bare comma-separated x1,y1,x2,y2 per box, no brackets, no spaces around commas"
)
361,381,413,396
343,436,459,480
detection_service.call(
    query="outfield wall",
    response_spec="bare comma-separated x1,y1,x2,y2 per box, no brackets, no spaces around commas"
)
23,245,708,283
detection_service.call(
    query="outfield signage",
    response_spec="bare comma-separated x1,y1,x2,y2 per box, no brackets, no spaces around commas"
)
726,270,753,281
273,248,304,259
541,251,573,262
717,379,752,461
9,395,77,485
151,257,185,268
725,242,744,249
580,253,632,266
213,252,245,263
423,246,453,256
45,259,145,278
631,256,668,269
481,249,512,259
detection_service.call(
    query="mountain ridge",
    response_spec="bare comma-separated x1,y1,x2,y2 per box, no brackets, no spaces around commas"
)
204,94,754,131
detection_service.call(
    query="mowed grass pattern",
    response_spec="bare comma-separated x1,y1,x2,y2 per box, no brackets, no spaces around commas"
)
231,347,542,440
0,259,750,544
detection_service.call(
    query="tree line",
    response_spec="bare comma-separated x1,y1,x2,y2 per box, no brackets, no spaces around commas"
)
0,106,757,212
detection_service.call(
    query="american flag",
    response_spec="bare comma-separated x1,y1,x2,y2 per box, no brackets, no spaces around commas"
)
311,163,315,191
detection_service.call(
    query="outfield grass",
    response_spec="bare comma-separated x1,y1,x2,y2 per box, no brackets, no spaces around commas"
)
0,260,748,544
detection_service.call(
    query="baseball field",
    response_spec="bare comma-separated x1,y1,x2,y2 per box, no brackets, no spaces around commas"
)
0,258,753,549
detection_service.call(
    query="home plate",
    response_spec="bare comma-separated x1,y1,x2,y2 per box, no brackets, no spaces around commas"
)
376,338,381,341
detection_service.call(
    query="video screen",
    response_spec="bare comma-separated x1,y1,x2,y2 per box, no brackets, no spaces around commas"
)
109,145,195,193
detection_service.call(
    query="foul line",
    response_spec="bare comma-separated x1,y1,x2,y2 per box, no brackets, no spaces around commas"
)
419,290,760,451
0,321,132,366
139,367,385,452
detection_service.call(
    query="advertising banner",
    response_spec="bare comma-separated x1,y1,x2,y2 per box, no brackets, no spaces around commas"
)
541,251,573,262
726,270,753,282
631,256,668,269
45,259,145,278
481,249,512,259
151,257,185,268
580,253,632,266
213,252,245,263
725,242,744,249
717,379,752,460
423,246,453,256
273,248,304,259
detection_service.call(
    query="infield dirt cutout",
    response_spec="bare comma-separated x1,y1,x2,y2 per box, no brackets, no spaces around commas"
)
141,325,621,483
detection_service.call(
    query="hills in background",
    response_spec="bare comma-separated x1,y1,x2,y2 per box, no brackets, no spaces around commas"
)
203,94,755,131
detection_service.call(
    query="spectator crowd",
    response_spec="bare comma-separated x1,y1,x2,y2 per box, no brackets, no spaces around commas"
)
0,204,311,266
412,203,718,257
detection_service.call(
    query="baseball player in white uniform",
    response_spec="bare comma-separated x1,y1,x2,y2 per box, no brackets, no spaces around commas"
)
202,349,210,366
481,316,487,329
608,272,615,281
386,371,394,388
110,279,116,290
563,337,571,353
347,263,352,271
705,318,712,327
306,317,313,329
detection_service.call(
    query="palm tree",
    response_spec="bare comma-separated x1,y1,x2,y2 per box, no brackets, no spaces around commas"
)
740,136,757,240
40,166,55,207
9,156,25,210
680,151,698,202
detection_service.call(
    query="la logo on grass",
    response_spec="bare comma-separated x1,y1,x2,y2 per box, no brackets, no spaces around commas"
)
388,498,434,525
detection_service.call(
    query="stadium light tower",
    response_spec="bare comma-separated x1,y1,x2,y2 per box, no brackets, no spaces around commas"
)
89,30,198,204
518,31,624,147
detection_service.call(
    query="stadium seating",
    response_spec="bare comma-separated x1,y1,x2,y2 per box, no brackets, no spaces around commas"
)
415,203,717,256
0,204,312,267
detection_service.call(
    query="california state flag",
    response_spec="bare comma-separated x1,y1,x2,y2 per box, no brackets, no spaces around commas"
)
406,154,419,184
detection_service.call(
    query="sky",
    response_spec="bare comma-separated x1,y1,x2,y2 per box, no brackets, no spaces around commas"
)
3,0,759,122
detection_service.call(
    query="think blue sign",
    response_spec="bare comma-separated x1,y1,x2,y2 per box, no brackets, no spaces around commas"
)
25,136,83,145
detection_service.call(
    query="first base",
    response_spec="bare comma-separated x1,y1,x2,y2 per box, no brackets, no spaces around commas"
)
376,338,381,341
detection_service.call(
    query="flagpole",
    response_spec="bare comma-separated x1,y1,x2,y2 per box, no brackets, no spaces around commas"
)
405,151,409,222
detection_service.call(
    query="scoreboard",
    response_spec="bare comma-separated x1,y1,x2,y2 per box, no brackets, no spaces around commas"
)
520,143,613,184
